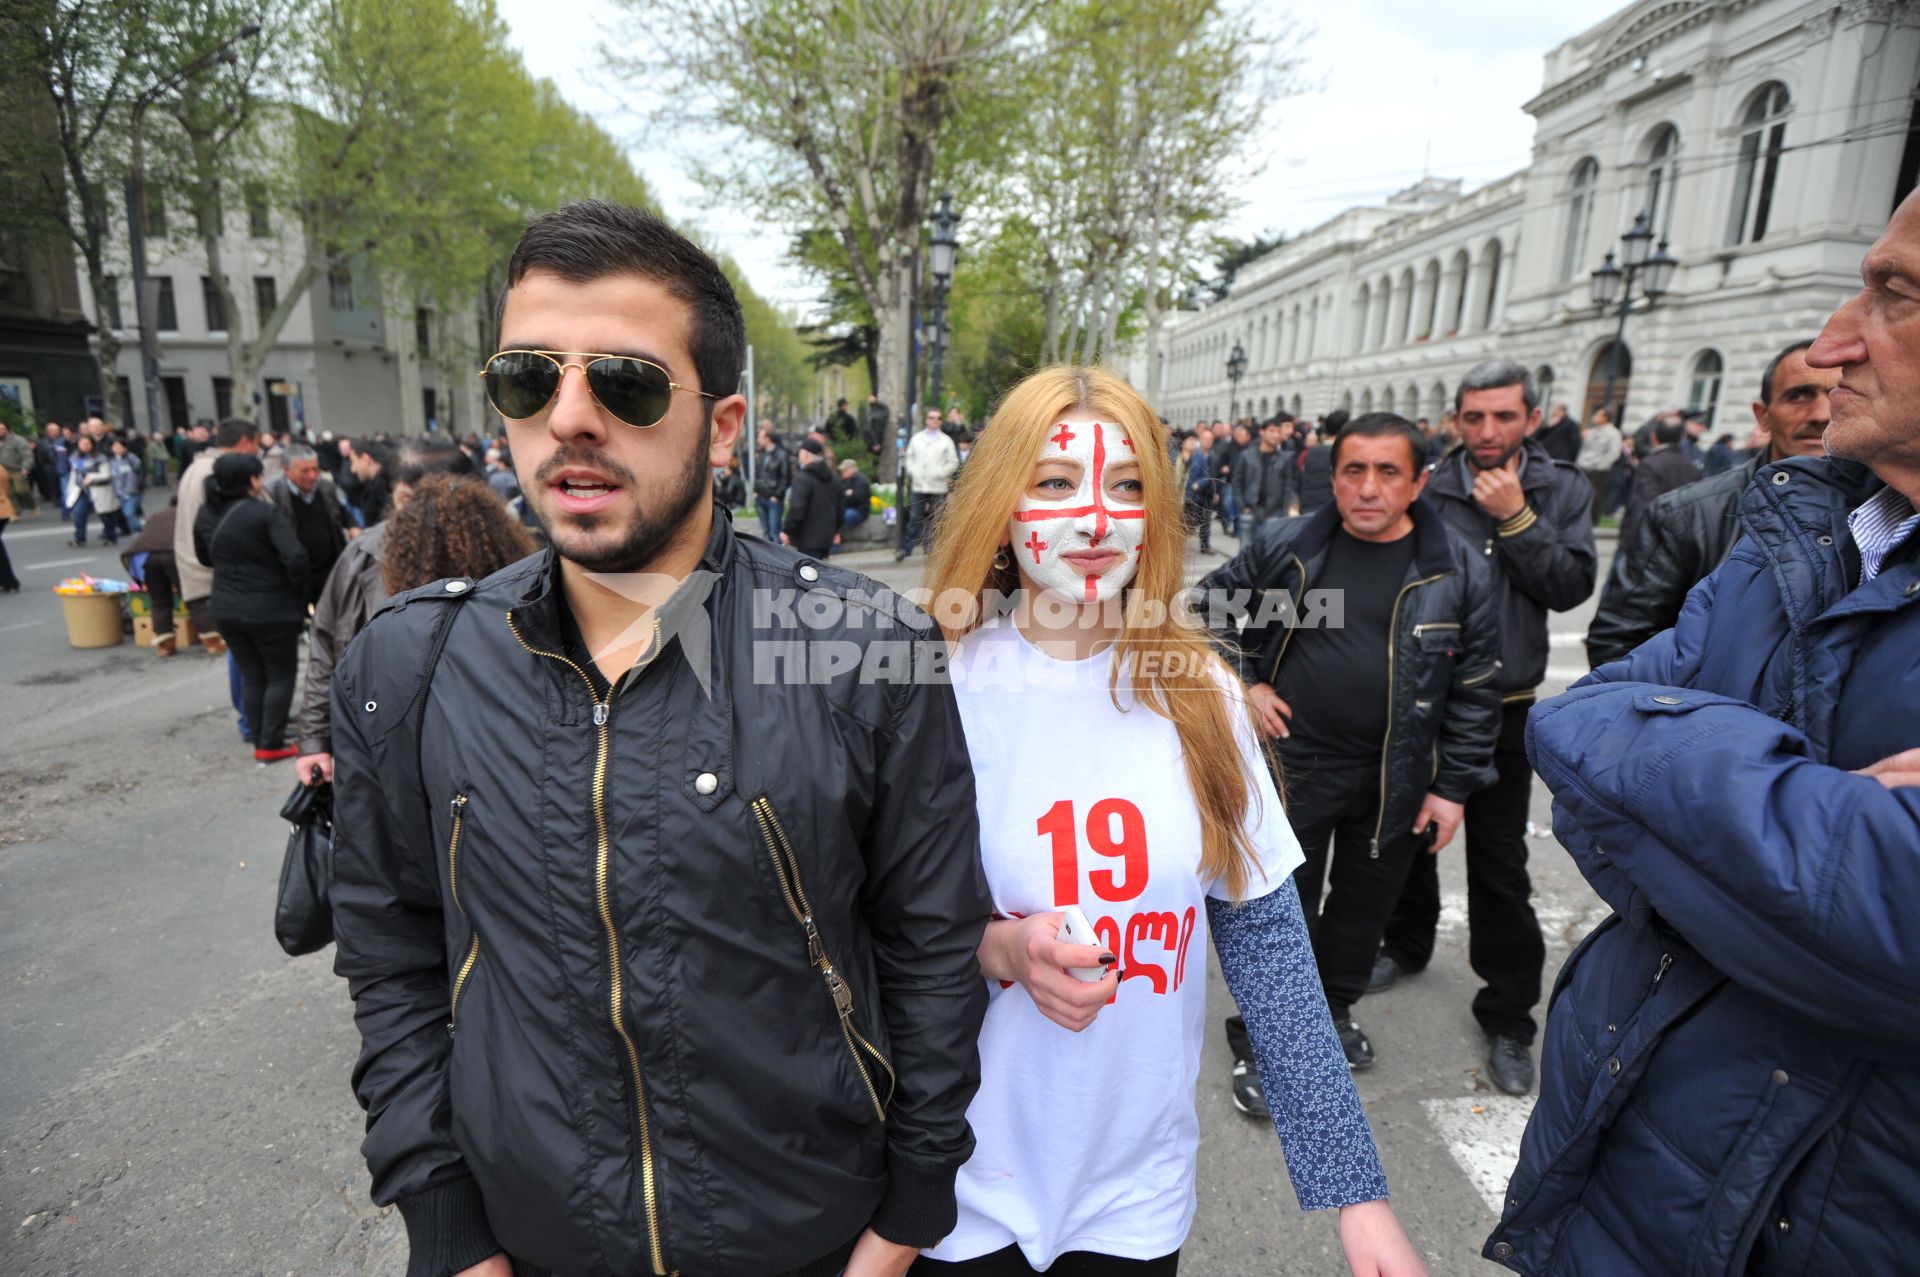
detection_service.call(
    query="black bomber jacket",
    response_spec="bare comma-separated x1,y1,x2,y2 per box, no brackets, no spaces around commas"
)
1194,500,1504,850
330,507,991,1277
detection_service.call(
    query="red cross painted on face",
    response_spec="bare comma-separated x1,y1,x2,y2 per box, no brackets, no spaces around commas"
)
1015,420,1146,544
1050,422,1077,452
1024,530,1048,563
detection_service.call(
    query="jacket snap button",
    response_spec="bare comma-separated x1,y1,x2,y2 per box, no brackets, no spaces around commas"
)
1905,581,1919,597
1773,1069,1790,1086
1816,535,1833,546
1606,1023,1617,1033
694,772,718,795
798,563,819,582
1652,694,1682,705
1771,471,1790,485
445,579,469,593
1777,1218,1791,1232
1607,1057,1621,1076
364,700,378,712
1492,1242,1514,1260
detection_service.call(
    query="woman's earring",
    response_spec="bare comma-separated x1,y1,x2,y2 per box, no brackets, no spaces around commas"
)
992,548,1011,570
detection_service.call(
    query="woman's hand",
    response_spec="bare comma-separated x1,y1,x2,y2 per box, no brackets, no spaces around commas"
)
979,914,1118,1032
1337,1199,1427,1277
841,1227,919,1277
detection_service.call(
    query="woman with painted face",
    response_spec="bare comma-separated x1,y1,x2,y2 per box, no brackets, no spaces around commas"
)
917,366,1424,1277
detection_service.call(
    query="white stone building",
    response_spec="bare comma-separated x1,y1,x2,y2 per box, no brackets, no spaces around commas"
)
75,187,482,439
1152,0,1920,435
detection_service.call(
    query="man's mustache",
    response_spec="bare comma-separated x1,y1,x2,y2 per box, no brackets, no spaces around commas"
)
534,446,638,486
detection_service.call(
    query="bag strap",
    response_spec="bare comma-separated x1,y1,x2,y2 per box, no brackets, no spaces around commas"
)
411,582,472,797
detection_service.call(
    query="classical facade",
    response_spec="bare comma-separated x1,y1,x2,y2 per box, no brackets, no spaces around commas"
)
1152,0,1920,434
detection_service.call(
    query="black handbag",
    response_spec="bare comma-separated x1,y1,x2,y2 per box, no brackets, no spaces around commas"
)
275,774,335,956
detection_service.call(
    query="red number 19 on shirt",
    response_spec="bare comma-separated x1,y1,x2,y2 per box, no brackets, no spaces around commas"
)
1038,798,1149,906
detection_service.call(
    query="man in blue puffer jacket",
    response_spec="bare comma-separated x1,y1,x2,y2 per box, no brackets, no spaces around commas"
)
1486,192,1920,1274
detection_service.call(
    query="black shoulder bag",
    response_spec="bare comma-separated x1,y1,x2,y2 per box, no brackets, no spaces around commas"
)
273,585,469,956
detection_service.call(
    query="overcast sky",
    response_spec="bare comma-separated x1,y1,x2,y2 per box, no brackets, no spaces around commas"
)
497,0,1629,318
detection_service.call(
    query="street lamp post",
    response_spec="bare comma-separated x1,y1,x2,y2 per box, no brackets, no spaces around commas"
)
1588,210,1677,427
926,193,960,418
124,22,263,435
1226,340,1247,421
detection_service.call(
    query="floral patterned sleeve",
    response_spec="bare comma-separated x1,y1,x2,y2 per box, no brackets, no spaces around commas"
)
1207,879,1389,1211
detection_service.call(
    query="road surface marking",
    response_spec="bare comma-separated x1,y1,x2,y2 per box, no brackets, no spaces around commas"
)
23,556,98,571
12,524,83,541
1423,1095,1535,1216
0,619,45,633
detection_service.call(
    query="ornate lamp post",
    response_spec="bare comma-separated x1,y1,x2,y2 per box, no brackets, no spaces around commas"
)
926,194,960,416
1226,340,1248,421
1589,210,1678,427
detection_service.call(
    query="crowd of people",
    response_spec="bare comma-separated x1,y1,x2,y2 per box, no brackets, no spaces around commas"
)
3,189,1915,1277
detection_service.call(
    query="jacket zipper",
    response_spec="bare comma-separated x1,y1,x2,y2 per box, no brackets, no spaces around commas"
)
1262,552,1310,687
751,795,896,1120
1372,574,1448,858
448,792,480,1032
507,610,672,1277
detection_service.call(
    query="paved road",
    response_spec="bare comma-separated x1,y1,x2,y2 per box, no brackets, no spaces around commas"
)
0,504,1615,1276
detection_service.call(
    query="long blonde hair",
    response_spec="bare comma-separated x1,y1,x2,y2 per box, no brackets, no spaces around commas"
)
925,365,1270,900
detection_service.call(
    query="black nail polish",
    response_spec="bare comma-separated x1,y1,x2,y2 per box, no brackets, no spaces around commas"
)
1098,953,1117,965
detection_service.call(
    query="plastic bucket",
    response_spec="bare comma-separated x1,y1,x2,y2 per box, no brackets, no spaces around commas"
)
60,593,125,648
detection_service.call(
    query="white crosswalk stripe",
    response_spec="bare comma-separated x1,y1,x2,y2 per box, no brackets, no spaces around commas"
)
1424,1095,1536,1215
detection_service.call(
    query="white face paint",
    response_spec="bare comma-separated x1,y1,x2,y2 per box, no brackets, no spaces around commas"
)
1008,416,1146,605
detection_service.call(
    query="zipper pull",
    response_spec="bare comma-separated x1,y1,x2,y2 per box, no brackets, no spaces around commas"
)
801,915,826,967
449,792,468,820
823,966,854,1016
593,702,609,727
1369,837,1381,860
1651,952,1673,991
446,1021,456,1037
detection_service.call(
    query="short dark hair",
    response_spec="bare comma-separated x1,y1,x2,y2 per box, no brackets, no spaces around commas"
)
397,436,475,487
501,200,744,401
1759,339,1816,405
355,440,396,473
215,417,260,450
1454,359,1539,413
1321,408,1350,439
1333,412,1429,472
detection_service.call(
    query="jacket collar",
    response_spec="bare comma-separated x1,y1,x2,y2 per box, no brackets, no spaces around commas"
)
1289,497,1455,580
1741,456,1888,620
508,500,739,648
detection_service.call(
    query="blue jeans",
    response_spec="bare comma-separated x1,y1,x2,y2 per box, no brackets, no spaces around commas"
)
898,492,943,556
69,491,93,543
755,496,783,542
1218,485,1240,537
229,652,251,742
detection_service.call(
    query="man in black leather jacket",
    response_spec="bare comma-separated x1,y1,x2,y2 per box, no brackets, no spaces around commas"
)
1373,360,1596,1097
330,201,990,1277
1196,412,1500,1093
1585,340,1838,666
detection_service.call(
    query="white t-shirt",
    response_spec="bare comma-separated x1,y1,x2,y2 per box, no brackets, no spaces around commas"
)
930,615,1303,1268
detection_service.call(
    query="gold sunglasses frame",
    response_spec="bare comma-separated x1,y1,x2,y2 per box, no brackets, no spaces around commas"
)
477,348,718,428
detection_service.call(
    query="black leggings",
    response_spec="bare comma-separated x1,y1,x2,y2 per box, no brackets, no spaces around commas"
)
911,1246,1178,1276
217,617,303,749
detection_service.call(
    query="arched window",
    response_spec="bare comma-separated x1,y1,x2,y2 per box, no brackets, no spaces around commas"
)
1561,159,1600,282
1728,83,1791,245
1351,283,1371,355
1419,259,1441,338
1476,241,1504,331
1687,349,1725,425
1395,266,1416,345
1360,388,1375,414
1447,248,1471,333
1642,125,1681,239
1383,386,1396,414
1536,364,1556,411
1289,304,1302,363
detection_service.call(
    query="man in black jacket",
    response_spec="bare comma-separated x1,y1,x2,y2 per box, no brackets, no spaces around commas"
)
782,436,841,558
265,444,350,604
1373,359,1596,1096
1198,413,1500,1100
1233,417,1295,529
1533,403,1581,464
1296,410,1345,516
1585,339,1838,666
330,200,990,1277
752,422,790,541
1617,417,1700,548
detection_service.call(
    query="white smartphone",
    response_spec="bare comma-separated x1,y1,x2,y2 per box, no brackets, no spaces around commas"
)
1055,904,1109,983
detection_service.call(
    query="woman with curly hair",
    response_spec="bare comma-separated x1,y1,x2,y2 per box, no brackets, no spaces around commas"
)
380,473,536,597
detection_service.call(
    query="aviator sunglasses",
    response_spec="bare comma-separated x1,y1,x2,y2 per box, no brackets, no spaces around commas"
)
479,349,716,429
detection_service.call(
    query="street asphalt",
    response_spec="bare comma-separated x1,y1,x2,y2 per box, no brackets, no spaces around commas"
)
0,496,1615,1276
